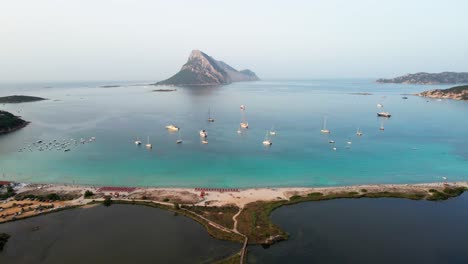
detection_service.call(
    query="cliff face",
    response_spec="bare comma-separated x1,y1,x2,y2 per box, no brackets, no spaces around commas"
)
155,50,260,86
418,85,468,101
377,72,468,85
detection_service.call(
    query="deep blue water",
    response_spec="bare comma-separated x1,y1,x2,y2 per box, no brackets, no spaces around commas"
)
248,193,468,264
0,79,466,187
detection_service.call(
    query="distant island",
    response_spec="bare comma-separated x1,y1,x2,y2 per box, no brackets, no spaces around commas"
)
377,72,468,84
0,110,29,134
152,89,177,92
0,95,46,104
155,50,260,86
418,85,468,101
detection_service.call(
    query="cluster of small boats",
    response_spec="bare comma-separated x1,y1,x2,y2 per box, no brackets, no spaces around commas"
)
18,137,96,153
134,105,277,149
320,104,391,151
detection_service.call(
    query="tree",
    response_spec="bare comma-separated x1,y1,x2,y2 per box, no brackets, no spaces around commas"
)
84,190,94,198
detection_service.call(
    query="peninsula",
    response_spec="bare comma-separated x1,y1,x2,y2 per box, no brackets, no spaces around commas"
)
0,95,46,104
155,50,259,86
419,85,468,101
377,72,468,85
0,110,29,134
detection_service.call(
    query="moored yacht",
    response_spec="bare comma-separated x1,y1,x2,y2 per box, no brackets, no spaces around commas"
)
262,131,273,146
377,112,391,117
134,136,142,145
145,136,152,148
165,124,180,131
199,129,208,138
356,128,363,136
320,116,330,134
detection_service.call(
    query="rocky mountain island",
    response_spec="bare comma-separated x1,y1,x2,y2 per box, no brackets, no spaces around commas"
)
155,50,259,86
377,72,468,85
418,85,468,101
0,110,29,134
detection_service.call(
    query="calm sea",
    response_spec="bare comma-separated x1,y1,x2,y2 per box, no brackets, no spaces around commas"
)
0,79,466,187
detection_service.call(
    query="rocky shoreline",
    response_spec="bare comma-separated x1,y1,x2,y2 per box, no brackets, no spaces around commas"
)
418,85,468,101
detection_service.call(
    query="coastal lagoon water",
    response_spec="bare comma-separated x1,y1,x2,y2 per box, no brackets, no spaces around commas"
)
0,204,239,263
0,79,467,187
248,193,468,264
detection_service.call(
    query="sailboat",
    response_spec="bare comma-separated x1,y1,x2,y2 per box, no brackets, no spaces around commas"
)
262,131,272,146
207,107,215,122
134,136,142,145
356,128,363,136
379,119,385,131
176,130,183,144
145,136,152,148
321,116,330,133
269,126,276,136
240,106,249,128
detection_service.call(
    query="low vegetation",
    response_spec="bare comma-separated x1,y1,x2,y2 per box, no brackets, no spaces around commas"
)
0,185,16,200
188,205,239,229
15,192,76,201
0,233,10,251
84,190,94,198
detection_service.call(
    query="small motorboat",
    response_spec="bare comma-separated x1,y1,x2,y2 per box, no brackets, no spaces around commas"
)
377,112,391,118
329,140,335,144
402,96,408,99
377,103,384,108
165,124,180,131
134,138,142,145
240,122,249,128
202,140,209,144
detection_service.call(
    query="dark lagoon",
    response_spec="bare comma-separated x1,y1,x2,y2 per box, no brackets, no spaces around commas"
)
248,193,468,264
0,204,240,264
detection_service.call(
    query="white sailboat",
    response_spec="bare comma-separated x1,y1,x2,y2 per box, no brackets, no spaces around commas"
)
377,103,384,108
207,107,215,122
145,136,152,148
320,116,330,133
240,105,249,128
356,128,363,136
176,130,183,144
269,126,276,136
134,136,142,145
262,131,272,146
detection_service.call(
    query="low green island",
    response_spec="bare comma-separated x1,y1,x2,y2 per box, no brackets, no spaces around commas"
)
0,95,46,104
0,110,29,134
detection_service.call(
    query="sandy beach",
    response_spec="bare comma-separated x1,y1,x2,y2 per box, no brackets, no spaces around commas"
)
9,181,468,209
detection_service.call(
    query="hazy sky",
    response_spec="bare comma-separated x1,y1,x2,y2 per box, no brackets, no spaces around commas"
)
1,0,467,82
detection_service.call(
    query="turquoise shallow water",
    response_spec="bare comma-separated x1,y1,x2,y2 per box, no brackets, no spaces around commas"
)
0,79,467,187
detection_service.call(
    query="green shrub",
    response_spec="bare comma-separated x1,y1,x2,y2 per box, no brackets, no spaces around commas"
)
46,193,60,201
428,189,437,193
103,197,112,207
84,190,94,198
307,192,323,197
163,198,170,202
360,189,368,193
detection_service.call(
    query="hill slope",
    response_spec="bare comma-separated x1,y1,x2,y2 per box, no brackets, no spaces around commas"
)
377,72,468,85
418,85,468,101
155,50,259,86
